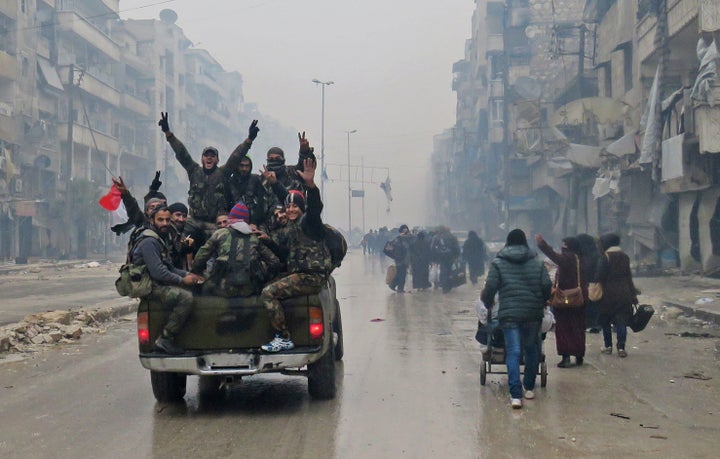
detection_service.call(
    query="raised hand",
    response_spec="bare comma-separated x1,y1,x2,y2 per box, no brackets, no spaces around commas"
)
260,165,277,185
296,157,316,187
150,170,162,191
248,120,259,141
112,176,128,195
298,131,310,151
158,112,170,132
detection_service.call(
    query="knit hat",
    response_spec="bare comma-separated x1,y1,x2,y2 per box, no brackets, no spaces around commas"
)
506,228,528,246
285,189,306,211
167,202,188,215
399,224,409,234
202,146,219,158
228,201,250,223
267,146,285,158
144,197,165,212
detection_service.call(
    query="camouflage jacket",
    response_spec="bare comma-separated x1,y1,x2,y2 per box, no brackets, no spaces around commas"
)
226,172,268,225
192,225,281,296
168,134,251,221
130,228,187,285
271,187,331,275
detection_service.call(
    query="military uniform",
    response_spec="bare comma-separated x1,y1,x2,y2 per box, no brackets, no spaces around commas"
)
131,228,194,337
192,225,280,298
167,134,252,239
261,186,331,335
226,170,269,226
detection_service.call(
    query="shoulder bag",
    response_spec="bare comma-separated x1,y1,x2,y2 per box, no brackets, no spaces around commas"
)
549,254,584,308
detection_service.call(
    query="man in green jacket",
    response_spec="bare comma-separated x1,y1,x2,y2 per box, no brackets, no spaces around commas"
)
482,228,552,409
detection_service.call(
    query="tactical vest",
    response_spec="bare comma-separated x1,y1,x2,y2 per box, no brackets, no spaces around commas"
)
284,220,332,274
130,227,173,269
227,174,266,224
188,167,227,221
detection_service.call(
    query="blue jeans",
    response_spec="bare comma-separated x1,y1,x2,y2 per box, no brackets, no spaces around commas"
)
599,312,628,350
502,321,541,399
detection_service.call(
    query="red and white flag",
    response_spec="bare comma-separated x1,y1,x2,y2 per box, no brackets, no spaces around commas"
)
98,184,128,226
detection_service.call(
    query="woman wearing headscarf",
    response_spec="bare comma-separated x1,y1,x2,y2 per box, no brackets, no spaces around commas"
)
410,231,432,291
535,234,586,367
595,233,638,358
463,231,488,285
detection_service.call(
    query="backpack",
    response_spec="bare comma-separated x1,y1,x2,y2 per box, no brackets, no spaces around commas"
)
115,228,160,298
225,231,268,294
383,237,406,262
324,224,348,269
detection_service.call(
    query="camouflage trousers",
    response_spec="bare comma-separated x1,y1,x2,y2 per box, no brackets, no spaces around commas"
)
261,273,325,335
149,284,195,337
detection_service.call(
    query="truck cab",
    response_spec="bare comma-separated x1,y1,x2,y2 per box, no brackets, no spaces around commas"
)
137,277,343,402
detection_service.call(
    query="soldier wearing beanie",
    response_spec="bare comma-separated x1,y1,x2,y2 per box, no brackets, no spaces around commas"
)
191,201,280,298
259,139,333,354
262,132,318,205
227,155,269,226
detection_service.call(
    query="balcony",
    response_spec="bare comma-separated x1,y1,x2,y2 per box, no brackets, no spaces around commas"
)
0,1,16,19
63,122,119,154
122,48,151,76
205,109,231,128
637,0,698,65
193,71,223,96
0,49,18,81
99,0,119,14
489,122,504,143
120,92,150,117
56,11,120,61
0,112,19,143
72,69,120,106
486,34,504,54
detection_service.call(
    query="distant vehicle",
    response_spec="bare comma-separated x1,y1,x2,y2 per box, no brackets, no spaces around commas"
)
136,278,343,402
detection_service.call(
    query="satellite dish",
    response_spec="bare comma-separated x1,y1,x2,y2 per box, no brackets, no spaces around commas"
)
159,9,178,24
513,77,542,100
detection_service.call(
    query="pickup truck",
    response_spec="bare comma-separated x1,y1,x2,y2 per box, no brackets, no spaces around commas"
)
136,277,343,402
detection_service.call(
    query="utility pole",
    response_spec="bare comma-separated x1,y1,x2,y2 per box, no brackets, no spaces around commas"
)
64,64,76,257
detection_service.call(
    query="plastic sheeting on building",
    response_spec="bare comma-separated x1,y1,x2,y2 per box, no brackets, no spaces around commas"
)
604,130,637,157
661,134,684,181
565,143,602,168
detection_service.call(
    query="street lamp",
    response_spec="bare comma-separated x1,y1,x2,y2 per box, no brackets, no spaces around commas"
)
312,79,334,203
345,129,357,238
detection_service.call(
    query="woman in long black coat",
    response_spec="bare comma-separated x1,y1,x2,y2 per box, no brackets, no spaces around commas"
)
577,233,601,332
462,231,487,285
410,231,432,290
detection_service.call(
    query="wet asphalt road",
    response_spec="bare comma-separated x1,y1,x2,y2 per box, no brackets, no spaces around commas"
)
0,251,719,458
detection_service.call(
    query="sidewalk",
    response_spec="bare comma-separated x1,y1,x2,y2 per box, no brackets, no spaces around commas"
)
635,275,720,325
0,258,122,276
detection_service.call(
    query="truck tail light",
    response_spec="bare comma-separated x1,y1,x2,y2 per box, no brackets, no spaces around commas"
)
137,311,150,345
309,306,323,340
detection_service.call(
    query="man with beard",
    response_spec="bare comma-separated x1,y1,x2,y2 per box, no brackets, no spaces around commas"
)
259,152,332,353
130,206,204,354
158,112,259,243
226,155,268,226
167,202,193,270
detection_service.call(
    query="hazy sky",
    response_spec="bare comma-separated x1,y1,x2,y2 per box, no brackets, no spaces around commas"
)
121,0,474,232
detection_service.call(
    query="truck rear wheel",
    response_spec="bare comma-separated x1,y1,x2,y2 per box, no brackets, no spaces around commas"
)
150,371,187,403
308,344,336,399
333,302,344,361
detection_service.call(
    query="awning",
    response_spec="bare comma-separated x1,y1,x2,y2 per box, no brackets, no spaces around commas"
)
551,97,630,126
604,130,637,157
565,143,601,168
37,57,64,92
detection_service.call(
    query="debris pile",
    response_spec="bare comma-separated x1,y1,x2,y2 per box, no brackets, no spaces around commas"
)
0,310,106,354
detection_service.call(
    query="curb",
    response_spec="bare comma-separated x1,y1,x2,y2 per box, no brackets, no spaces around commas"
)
661,300,720,326
0,261,93,276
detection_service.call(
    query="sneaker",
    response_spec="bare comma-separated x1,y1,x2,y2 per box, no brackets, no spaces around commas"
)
601,347,612,355
511,398,523,409
154,336,185,355
261,334,295,353
618,349,627,358
524,390,535,400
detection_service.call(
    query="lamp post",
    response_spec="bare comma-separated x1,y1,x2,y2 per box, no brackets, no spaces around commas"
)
312,79,334,203
345,129,357,238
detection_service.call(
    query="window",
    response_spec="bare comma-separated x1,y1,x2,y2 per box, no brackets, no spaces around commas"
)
623,45,633,92
491,100,504,123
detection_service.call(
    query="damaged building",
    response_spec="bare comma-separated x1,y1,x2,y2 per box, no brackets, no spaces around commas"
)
434,0,720,275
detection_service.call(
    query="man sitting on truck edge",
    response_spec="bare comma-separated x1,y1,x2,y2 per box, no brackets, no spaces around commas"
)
131,206,204,354
260,134,332,353
191,201,281,298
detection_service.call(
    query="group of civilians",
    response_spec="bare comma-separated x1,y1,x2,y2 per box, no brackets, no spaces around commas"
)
482,228,638,409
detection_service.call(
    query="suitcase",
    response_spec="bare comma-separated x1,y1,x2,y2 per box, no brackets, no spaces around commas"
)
629,304,654,332
385,264,397,286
